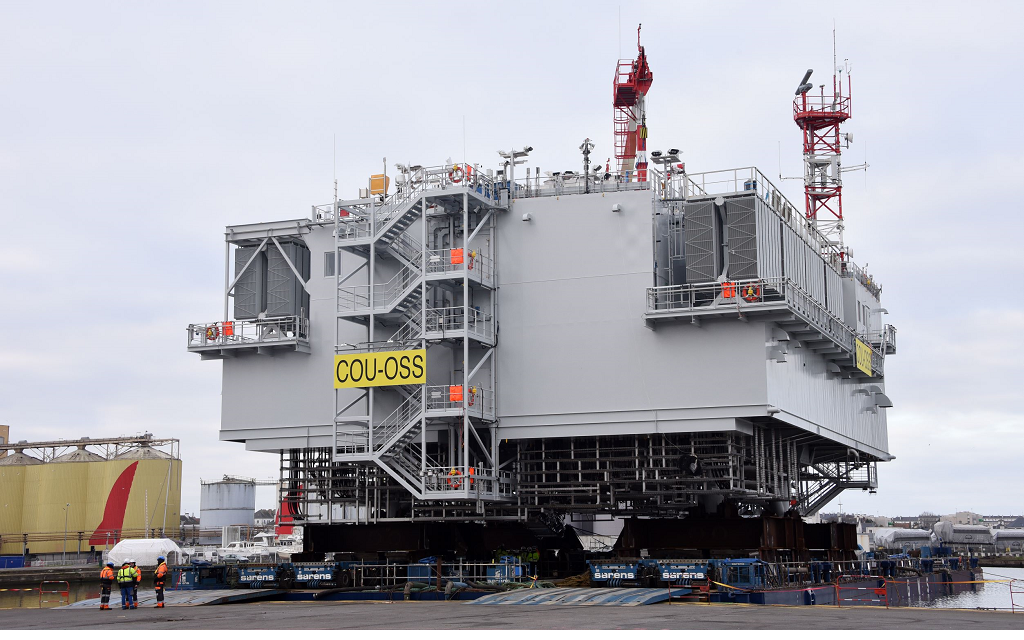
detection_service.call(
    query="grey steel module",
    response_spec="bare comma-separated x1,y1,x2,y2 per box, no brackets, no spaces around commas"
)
185,42,895,538
186,161,895,524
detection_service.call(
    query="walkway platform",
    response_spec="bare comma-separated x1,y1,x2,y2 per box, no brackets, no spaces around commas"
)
470,587,679,606
61,589,286,609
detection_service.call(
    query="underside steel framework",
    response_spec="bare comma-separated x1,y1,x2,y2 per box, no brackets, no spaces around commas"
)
278,427,876,527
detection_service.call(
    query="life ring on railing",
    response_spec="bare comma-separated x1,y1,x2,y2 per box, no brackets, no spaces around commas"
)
468,386,477,407
467,250,476,271
449,165,464,184
741,283,761,303
205,326,220,341
447,468,464,489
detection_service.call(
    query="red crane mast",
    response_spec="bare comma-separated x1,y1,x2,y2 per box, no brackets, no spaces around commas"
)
613,24,653,181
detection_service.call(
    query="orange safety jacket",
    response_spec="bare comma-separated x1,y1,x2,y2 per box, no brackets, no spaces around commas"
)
154,562,168,584
100,567,115,584
132,566,141,583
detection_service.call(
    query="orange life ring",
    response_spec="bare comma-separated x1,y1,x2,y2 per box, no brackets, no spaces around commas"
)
205,326,220,341
741,283,761,303
449,165,464,183
447,468,464,489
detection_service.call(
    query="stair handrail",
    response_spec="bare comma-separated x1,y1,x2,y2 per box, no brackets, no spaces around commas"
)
381,253,423,306
388,231,422,266
373,388,423,452
375,180,427,228
338,252,422,312
389,311,423,343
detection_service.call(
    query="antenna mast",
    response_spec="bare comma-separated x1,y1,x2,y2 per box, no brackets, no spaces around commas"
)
793,59,852,259
612,24,653,182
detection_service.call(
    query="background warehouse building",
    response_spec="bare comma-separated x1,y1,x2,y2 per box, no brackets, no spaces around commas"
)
0,434,181,562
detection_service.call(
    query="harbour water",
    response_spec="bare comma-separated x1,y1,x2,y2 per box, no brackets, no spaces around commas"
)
925,566,1024,611
0,582,99,610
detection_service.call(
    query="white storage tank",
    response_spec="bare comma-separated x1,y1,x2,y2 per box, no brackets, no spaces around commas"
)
199,478,255,528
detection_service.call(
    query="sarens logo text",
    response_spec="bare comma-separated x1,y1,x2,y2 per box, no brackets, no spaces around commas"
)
593,571,635,579
661,571,705,580
334,349,426,388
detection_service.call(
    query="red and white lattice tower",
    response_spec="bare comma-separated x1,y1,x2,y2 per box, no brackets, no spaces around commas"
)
793,68,851,254
613,25,653,181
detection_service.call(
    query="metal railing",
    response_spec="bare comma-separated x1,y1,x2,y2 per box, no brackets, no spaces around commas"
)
794,93,852,118
335,339,421,354
187,316,309,349
335,424,369,455
373,389,423,453
422,465,516,497
646,277,885,375
331,182,429,242
326,162,502,239
843,259,882,299
389,313,423,343
389,231,422,266
866,324,897,354
334,313,423,354
426,248,494,283
425,385,495,418
321,560,529,588
338,256,422,312
424,306,494,342
509,173,651,199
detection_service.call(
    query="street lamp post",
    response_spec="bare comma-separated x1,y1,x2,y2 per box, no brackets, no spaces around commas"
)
62,503,70,566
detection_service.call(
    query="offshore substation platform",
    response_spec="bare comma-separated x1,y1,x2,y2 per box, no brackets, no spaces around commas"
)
187,29,896,566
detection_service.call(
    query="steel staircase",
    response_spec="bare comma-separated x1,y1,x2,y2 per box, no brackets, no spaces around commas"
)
333,165,508,508
337,255,423,316
371,390,426,496
388,307,423,343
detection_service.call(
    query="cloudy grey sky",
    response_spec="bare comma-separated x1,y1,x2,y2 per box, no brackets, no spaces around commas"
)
1,1,1022,516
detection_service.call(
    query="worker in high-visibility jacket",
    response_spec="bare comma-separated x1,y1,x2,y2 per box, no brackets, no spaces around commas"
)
98,561,115,610
153,556,169,608
130,558,141,604
116,561,139,609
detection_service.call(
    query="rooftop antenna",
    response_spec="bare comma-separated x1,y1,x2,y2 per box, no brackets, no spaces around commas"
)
333,134,337,214
579,138,595,193
792,51,851,260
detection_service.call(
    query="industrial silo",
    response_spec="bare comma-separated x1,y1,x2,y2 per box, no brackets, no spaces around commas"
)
111,446,182,540
0,449,40,556
199,478,255,528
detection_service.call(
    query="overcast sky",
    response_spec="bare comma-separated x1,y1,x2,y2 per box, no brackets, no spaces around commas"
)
1,1,1022,517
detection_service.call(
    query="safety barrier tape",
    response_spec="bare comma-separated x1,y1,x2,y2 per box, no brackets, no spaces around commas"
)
0,588,39,591
885,579,1017,585
712,580,849,594
711,577,1018,592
